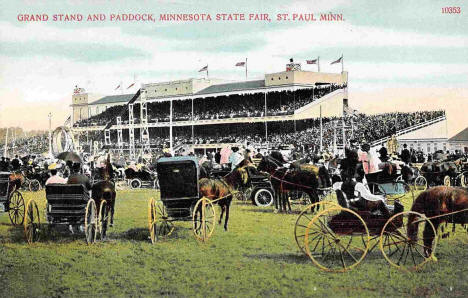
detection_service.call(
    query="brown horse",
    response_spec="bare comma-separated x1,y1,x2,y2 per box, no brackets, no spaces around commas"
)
258,155,320,212
91,155,116,231
9,172,24,193
408,186,468,256
198,167,246,231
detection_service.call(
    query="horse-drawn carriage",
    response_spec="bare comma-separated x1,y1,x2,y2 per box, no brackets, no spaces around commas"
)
148,157,217,242
365,167,415,204
24,184,111,244
417,161,467,189
125,166,159,189
294,186,438,272
0,172,25,225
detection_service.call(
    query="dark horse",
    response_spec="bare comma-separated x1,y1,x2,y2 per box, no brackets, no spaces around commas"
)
258,155,320,212
198,166,247,231
91,155,116,231
408,186,468,256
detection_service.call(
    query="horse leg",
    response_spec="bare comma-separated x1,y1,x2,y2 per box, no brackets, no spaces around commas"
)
219,203,225,225
110,195,116,227
286,191,292,213
224,202,230,231
423,219,439,257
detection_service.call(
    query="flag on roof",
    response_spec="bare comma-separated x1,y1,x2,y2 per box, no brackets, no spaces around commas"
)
127,82,135,89
114,84,121,90
306,59,317,64
198,65,208,72
235,62,245,67
330,56,343,65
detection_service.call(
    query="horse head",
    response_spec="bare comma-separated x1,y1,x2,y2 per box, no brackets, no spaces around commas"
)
258,156,281,174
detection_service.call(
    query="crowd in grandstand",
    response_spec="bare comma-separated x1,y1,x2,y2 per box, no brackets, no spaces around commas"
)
74,84,345,127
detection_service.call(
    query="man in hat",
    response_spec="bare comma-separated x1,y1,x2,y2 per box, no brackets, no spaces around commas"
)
67,162,92,191
45,164,67,185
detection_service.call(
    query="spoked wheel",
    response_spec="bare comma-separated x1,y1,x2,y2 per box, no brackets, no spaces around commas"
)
233,190,246,202
253,189,274,207
289,190,312,208
304,207,370,272
414,176,427,191
192,197,216,242
460,172,468,187
97,200,109,240
85,199,97,245
380,211,437,271
443,175,451,187
385,182,414,204
367,182,386,196
148,198,174,244
8,190,25,225
24,199,40,244
295,201,339,254
130,178,141,189
28,179,41,192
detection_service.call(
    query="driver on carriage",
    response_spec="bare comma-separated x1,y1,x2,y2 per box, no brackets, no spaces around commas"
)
336,147,392,217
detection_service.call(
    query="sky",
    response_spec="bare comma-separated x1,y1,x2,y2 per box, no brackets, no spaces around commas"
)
0,0,467,131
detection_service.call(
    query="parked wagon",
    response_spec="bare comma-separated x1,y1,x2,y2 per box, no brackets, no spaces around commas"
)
294,186,437,272
148,156,216,243
417,161,467,189
0,172,25,225
24,184,109,244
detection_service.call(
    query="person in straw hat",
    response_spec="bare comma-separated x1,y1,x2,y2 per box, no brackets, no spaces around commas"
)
45,163,67,185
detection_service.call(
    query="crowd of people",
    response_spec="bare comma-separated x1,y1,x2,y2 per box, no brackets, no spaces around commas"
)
74,85,345,127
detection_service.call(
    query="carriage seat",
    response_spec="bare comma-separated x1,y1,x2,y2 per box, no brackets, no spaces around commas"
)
45,184,90,203
333,181,395,215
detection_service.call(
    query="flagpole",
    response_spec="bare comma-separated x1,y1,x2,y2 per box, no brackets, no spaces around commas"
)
341,54,344,73
245,58,248,79
318,56,320,72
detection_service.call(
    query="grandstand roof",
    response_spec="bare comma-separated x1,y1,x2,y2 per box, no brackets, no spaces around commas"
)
449,127,468,142
196,80,265,95
89,94,133,105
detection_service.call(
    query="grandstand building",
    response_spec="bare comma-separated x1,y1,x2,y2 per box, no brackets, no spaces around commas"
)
71,68,349,153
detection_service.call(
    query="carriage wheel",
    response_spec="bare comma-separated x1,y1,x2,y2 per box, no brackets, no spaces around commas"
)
443,175,451,187
385,182,414,204
130,178,141,189
147,198,174,244
98,200,109,240
367,182,386,196
380,211,438,271
192,197,216,242
294,201,340,254
460,173,467,187
28,179,41,192
24,199,40,244
85,199,97,245
414,176,427,191
8,190,25,225
253,189,274,207
153,179,159,189
304,207,369,272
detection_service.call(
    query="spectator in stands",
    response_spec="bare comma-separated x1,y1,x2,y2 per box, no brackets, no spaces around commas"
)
67,163,92,191
45,164,67,185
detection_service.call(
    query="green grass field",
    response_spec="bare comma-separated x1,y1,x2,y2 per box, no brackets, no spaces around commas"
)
1,189,467,297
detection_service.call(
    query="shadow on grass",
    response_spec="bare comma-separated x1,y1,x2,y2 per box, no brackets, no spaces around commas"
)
244,252,311,264
114,226,191,242
5,224,86,244
242,207,304,215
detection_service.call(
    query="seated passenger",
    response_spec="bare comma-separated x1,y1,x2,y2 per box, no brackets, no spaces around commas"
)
67,163,92,191
333,179,391,217
45,164,67,185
